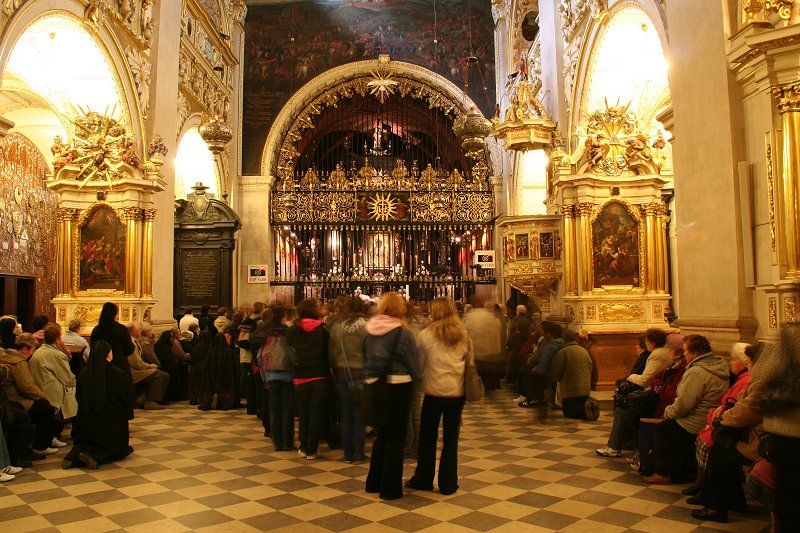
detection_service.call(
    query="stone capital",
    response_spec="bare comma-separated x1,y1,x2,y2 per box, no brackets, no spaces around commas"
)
774,81,800,113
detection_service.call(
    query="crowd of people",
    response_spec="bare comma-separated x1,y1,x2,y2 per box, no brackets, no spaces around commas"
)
1,298,799,529
594,325,800,530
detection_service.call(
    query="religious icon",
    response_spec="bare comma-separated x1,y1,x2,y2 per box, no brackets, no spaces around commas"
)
539,232,554,258
592,202,640,287
514,233,529,260
79,205,126,291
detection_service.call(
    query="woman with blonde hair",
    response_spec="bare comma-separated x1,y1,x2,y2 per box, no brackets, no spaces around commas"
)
406,297,469,495
363,291,420,500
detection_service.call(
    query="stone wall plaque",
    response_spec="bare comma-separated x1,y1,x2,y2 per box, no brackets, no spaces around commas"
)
174,185,240,312
180,248,221,306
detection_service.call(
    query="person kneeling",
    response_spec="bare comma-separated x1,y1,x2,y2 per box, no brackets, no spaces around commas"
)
63,341,135,470
550,330,598,421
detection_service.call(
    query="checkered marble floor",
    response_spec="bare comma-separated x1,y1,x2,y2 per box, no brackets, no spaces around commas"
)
0,388,771,532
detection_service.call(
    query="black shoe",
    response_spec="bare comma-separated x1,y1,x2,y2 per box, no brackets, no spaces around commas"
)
404,479,433,491
29,452,45,461
681,484,702,496
62,458,74,469
686,495,705,506
691,508,727,523
78,452,99,470
439,486,458,495
14,459,33,468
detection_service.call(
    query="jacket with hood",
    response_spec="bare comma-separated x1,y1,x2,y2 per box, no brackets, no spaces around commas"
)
330,317,368,371
663,351,730,434
286,319,330,380
362,315,420,382
0,348,48,410
261,322,292,382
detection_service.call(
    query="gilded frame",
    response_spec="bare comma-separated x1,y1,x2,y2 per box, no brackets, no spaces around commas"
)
589,198,646,293
73,201,127,295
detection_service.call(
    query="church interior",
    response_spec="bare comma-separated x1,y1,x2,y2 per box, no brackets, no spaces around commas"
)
1,0,799,531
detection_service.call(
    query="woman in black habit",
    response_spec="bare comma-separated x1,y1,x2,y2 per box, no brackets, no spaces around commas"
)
198,331,238,410
63,340,135,469
90,302,135,417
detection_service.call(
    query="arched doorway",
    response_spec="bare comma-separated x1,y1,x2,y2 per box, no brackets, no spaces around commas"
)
264,59,496,304
0,10,131,323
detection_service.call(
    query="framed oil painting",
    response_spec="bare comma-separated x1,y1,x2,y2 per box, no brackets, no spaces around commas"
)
592,202,640,287
514,233,529,260
79,205,126,291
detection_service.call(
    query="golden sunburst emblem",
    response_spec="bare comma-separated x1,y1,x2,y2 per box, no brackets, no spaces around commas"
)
368,192,398,221
367,71,398,104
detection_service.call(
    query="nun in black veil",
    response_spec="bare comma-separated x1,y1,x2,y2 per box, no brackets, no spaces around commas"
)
90,302,136,417
63,340,135,469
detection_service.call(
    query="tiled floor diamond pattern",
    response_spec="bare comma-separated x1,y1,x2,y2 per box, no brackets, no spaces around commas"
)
0,388,770,532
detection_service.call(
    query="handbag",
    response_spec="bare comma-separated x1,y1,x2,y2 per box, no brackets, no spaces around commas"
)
339,332,363,395
711,398,748,448
613,380,644,409
464,340,484,402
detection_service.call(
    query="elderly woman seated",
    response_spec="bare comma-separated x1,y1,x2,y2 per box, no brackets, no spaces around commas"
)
687,343,763,523
642,335,730,485
596,330,681,457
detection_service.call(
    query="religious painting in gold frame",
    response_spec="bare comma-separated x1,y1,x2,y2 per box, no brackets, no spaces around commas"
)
514,233,529,260
591,201,640,288
365,232,394,271
76,204,126,292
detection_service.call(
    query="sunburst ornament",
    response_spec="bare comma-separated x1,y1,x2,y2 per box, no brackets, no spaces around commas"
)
367,71,398,103
368,192,399,221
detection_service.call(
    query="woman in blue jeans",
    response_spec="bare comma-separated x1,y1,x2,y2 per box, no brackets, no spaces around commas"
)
406,297,469,495
330,297,369,463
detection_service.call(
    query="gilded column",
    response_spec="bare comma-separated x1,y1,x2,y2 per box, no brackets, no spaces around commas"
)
577,203,594,294
658,208,669,293
563,205,577,295
56,208,79,297
141,208,156,299
643,203,658,294
122,207,142,296
774,82,800,279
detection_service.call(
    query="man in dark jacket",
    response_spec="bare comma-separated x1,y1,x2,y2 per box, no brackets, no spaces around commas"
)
550,330,596,420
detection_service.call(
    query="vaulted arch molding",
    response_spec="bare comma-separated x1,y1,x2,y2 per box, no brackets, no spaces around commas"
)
260,58,481,181
567,0,671,151
0,1,143,156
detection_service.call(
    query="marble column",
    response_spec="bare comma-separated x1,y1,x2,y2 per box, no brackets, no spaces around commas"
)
146,0,183,325
666,0,757,346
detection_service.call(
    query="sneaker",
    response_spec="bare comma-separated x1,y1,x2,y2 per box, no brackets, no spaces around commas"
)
512,395,525,403
0,473,14,482
630,461,640,471
305,454,317,460
1,466,22,475
626,451,640,464
297,449,308,458
595,447,622,457
32,447,59,455
51,437,68,448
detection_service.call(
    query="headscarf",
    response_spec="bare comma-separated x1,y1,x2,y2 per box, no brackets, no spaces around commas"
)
82,340,112,414
666,333,684,357
0,318,17,349
98,302,119,326
154,330,173,350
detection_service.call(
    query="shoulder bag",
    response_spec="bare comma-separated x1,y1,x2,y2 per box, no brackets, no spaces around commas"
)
464,339,484,402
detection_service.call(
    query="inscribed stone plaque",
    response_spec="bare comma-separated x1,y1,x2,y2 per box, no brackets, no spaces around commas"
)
180,249,220,306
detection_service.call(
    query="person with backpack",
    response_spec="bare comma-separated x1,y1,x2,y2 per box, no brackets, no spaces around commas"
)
259,306,294,451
